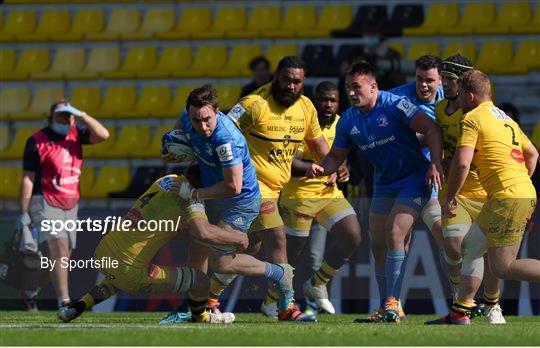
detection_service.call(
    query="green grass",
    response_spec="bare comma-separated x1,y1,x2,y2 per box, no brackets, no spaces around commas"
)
0,311,539,346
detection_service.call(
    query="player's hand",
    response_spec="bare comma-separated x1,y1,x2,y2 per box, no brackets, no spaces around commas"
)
15,212,32,230
324,172,337,187
426,162,444,192
235,233,249,251
306,163,325,178
442,197,457,218
337,165,350,183
55,103,85,118
178,181,196,200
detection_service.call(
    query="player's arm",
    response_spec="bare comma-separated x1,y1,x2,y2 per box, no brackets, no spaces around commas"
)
306,146,350,178
194,164,243,199
189,217,248,250
523,143,539,177
305,135,330,162
78,112,109,144
291,150,309,177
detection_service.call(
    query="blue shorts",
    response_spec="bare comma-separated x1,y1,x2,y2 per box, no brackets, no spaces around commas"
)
205,196,261,233
371,174,431,215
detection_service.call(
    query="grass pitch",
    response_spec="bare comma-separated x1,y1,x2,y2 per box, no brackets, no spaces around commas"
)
1,311,539,346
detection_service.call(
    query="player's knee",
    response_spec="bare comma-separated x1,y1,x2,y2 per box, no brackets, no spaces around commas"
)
489,259,512,280
444,237,463,262
422,201,442,231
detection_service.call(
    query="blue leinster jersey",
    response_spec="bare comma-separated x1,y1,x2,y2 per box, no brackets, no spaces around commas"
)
389,81,443,120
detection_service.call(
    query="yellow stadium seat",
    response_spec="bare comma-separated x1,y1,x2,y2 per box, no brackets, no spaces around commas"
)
442,42,477,63
265,5,316,38
101,126,151,158
0,167,22,199
477,2,531,35
87,9,140,41
159,85,197,118
3,48,49,80
388,42,405,57
494,41,540,75
99,86,136,118
406,42,440,61
0,126,9,151
210,44,262,77
475,41,514,74
0,48,16,77
32,48,85,80
439,3,495,35
0,127,36,160
123,86,172,118
79,165,95,198
229,6,281,38
51,9,104,41
84,126,115,158
84,166,130,199
18,10,70,41
138,125,171,158
139,46,192,78
10,87,65,120
531,123,540,149
122,8,175,40
66,46,120,80
216,85,241,110
403,4,459,36
513,4,540,34
156,8,211,40
177,45,227,77
267,44,299,71
297,5,353,38
103,47,157,79
0,87,30,119
70,86,101,115
192,6,246,39
0,10,36,42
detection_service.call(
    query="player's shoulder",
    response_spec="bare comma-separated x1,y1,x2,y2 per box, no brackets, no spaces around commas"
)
434,98,449,119
388,81,414,97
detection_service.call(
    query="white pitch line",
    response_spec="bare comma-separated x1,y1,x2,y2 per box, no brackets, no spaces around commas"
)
0,323,227,329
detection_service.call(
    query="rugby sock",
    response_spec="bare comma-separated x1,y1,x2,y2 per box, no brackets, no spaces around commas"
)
188,298,209,322
451,300,474,317
483,291,500,306
375,266,387,309
312,262,338,287
394,255,408,299
208,273,238,303
80,293,95,310
58,296,71,308
264,286,279,305
264,262,284,282
385,250,406,298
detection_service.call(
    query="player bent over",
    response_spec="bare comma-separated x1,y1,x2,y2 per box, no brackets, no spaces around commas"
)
57,174,246,324
426,70,539,325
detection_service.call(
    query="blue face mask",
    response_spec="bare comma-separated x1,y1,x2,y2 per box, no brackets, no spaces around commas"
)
51,123,71,136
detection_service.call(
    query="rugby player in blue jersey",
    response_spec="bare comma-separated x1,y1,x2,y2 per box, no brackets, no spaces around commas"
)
307,60,443,323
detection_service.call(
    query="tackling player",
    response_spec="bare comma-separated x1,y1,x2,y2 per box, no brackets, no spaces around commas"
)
307,60,443,323
427,70,539,325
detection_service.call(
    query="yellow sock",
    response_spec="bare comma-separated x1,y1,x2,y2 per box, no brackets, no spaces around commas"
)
265,287,279,305
188,297,209,322
452,300,474,316
208,273,237,303
312,262,338,287
80,294,95,310
483,291,500,306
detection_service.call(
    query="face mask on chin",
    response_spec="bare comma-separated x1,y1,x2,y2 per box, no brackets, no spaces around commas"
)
51,123,71,136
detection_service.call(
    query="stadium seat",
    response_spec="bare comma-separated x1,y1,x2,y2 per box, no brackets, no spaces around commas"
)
0,127,36,160
138,46,191,79
442,42,477,63
0,48,16,77
265,5,317,38
475,41,513,74
123,86,172,118
87,9,140,41
10,87,65,120
158,85,197,118
156,7,211,40
32,47,85,80
493,41,540,75
513,4,540,34
84,126,116,158
297,5,352,38
0,126,9,151
122,8,175,40
0,10,36,42
177,45,227,77
403,4,459,36
335,44,365,66
70,86,102,115
79,165,95,198
406,42,440,61
18,10,70,41
229,6,281,38
103,47,157,79
477,2,532,35
386,4,424,37
2,48,50,80
215,85,241,111
99,86,136,118
84,166,130,199
138,125,171,158
333,5,388,37
210,44,262,77
388,42,405,57
109,166,165,198
439,3,495,35
0,167,22,199
101,125,151,158
0,87,30,119
193,6,246,39
50,9,104,41
302,45,338,77
266,44,299,71
531,123,540,149
66,46,120,80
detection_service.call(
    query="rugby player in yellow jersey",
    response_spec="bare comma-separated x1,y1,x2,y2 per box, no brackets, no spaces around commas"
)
279,81,361,315
427,70,539,325
56,174,247,324
435,55,504,324
207,56,330,319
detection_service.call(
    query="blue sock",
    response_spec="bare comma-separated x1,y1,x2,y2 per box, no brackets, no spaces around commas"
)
264,262,284,282
385,250,406,299
394,254,408,299
375,266,386,309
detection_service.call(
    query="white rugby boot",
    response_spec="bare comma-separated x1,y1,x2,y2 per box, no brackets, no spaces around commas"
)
486,304,506,324
302,279,336,314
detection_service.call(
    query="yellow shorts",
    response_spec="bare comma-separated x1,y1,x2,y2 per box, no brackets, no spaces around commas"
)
442,196,485,238
476,184,537,248
249,180,283,232
279,192,355,237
